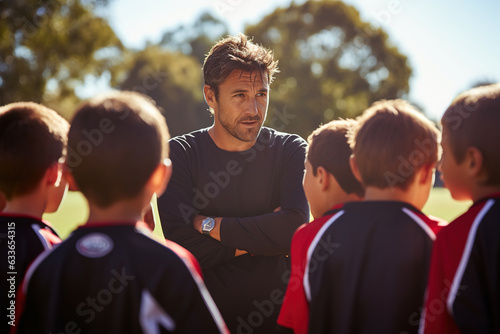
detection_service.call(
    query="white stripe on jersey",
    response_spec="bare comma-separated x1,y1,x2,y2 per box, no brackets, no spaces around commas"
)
447,199,494,315
402,207,436,241
140,289,176,333
304,210,345,302
31,223,51,250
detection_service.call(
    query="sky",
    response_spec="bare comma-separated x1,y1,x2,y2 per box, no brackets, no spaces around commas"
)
101,0,500,121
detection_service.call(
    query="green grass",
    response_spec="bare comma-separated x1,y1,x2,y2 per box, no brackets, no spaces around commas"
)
43,192,165,239
422,187,471,223
44,187,471,240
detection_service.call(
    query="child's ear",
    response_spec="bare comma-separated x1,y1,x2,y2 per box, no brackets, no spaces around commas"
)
45,163,60,187
465,146,485,180
149,159,172,197
203,85,217,110
349,154,363,184
63,167,80,192
418,163,436,185
316,166,330,191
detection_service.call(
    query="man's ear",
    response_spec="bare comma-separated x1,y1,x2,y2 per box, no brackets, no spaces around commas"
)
203,85,217,110
465,146,485,180
349,154,363,184
149,159,172,198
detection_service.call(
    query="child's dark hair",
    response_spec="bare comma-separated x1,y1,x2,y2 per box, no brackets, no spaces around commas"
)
441,83,500,185
67,91,170,208
307,119,364,197
0,102,69,200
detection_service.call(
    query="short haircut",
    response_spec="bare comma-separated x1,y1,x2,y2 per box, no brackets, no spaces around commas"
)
203,34,279,101
0,102,69,200
349,99,440,190
441,83,500,185
307,119,364,197
67,91,170,208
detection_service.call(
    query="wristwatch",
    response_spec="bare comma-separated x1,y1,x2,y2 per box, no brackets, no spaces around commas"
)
201,217,216,235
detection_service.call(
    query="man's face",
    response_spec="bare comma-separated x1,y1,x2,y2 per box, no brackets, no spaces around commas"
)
209,70,269,143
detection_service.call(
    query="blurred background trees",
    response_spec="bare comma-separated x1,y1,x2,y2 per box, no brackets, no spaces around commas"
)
0,0,123,118
1,0,412,138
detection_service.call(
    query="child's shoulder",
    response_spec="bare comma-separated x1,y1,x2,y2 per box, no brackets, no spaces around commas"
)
294,205,345,241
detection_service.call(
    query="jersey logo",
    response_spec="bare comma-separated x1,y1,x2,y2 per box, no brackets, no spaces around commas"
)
76,233,114,258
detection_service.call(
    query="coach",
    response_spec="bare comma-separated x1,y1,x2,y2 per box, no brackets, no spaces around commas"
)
156,34,309,333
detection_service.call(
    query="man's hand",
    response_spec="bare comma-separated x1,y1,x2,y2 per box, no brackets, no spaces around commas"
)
193,215,248,257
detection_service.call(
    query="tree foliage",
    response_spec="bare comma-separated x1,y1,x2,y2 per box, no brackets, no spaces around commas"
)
159,11,229,64
0,0,122,117
245,1,412,138
112,46,212,137
113,11,229,136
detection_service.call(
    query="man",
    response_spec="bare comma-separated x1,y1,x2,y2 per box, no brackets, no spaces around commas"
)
156,34,309,333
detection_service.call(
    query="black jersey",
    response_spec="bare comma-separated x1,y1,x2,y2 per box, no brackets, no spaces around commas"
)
305,201,442,334
157,127,309,333
449,194,500,333
15,222,228,333
1,213,60,333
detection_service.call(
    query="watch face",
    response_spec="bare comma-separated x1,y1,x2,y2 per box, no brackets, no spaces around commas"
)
202,218,215,233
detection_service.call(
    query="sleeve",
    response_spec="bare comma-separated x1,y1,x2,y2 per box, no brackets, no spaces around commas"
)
452,221,500,333
277,224,310,334
420,233,457,334
219,136,309,255
157,139,237,269
154,249,229,334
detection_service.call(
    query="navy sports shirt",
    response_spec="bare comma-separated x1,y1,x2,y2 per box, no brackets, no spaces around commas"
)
157,127,309,333
306,201,443,334
15,222,228,333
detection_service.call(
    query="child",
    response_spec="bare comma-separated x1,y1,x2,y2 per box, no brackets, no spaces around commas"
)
304,100,444,333
277,119,364,334
420,83,500,333
0,102,68,332
15,91,228,333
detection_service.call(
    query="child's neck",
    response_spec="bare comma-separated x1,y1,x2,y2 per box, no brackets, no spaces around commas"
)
363,186,421,209
86,198,147,225
471,185,500,203
3,192,46,219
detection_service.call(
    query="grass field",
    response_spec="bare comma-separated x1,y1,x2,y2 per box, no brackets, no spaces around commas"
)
43,187,471,240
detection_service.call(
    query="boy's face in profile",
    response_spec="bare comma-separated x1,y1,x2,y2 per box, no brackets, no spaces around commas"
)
439,128,470,201
303,158,322,219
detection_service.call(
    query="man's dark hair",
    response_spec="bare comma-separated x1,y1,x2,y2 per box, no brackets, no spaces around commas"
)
203,34,279,101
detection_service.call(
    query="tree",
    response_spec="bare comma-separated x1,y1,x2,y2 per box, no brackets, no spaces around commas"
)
245,1,412,138
114,11,229,136
0,0,122,117
112,46,211,137
159,11,229,64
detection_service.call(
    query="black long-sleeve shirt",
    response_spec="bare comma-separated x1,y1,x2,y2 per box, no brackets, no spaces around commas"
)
157,127,309,333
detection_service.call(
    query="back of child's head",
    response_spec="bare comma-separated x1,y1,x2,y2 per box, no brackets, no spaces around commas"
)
67,91,170,208
349,99,440,190
307,119,364,197
442,83,500,185
0,102,69,200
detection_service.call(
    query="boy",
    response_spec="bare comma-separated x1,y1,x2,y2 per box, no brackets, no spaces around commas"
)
277,119,364,334
305,100,443,333
0,102,68,332
15,91,228,333
420,83,500,333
